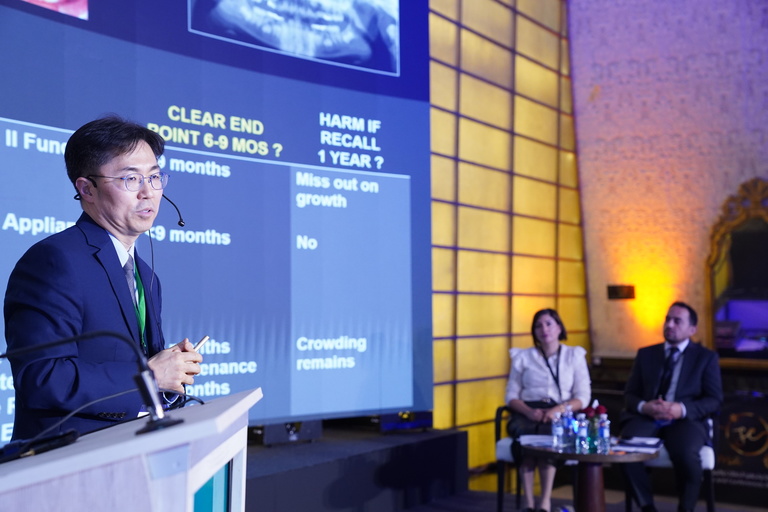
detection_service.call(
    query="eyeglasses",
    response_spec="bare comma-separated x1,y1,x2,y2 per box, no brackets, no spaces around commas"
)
87,172,169,192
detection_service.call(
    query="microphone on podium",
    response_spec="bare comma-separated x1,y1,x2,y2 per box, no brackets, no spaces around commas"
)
0,330,183,436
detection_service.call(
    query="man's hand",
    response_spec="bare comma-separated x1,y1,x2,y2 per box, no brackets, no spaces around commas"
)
147,338,203,393
666,401,683,419
641,398,682,421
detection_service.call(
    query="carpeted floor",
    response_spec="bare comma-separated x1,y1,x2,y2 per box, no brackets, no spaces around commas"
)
405,487,764,512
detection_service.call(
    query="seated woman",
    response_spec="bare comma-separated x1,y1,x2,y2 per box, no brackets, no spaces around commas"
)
505,308,591,512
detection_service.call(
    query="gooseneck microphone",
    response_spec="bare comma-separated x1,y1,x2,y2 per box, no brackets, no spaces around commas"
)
0,330,183,436
162,194,186,227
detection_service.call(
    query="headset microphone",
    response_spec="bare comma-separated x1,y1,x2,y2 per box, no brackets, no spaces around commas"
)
162,194,186,227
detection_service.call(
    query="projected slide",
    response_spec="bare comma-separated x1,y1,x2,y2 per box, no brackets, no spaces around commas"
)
0,0,430,440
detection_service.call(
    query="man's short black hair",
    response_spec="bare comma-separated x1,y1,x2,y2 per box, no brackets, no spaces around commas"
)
670,301,698,326
65,115,165,184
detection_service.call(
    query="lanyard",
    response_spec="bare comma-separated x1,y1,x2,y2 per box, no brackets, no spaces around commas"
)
133,265,147,355
540,344,562,402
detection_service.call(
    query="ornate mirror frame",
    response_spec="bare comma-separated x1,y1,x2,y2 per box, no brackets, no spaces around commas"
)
707,177,768,369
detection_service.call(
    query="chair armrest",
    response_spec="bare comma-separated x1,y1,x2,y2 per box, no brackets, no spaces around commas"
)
706,411,719,449
495,405,513,442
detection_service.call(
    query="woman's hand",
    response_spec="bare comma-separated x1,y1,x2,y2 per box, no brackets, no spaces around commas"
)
526,407,546,422
542,406,563,423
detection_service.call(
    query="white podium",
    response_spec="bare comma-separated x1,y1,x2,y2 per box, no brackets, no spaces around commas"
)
0,387,262,512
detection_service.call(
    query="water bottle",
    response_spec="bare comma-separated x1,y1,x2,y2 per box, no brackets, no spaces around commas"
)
562,404,575,451
575,413,590,454
597,413,611,454
551,411,564,451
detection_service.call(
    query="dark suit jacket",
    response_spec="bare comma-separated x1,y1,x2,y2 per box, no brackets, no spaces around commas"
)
4,213,165,439
622,341,722,426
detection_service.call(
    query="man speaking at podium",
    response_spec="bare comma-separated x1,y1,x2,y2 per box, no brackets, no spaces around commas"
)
4,115,203,440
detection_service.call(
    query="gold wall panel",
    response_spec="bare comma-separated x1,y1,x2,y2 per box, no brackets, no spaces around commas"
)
516,15,559,69
456,379,506,425
460,29,513,88
514,136,558,181
456,336,510,380
558,223,584,260
456,294,509,337
559,187,581,223
458,117,512,170
458,206,511,252
457,250,510,293
462,0,514,48
433,338,456,383
517,0,562,33
429,1,588,474
464,421,497,469
429,0,459,21
431,201,456,246
430,61,458,110
431,108,457,156
512,256,556,295
430,13,459,65
516,56,559,108
459,74,513,130
432,247,456,291
458,162,510,210
512,216,556,256
513,176,557,220
432,383,455,429
432,293,456,338
514,95,558,145
557,296,589,332
558,260,587,296
431,154,456,202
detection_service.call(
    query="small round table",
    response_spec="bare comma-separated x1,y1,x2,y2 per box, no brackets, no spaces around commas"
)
521,444,658,512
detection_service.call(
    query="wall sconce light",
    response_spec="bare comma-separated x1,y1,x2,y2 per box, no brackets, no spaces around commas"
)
607,284,635,300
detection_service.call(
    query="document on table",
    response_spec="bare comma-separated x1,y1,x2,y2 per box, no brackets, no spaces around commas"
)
519,435,555,447
613,436,662,453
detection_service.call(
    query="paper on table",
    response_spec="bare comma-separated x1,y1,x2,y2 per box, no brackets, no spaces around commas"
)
613,444,660,454
613,436,662,453
519,435,554,447
618,436,663,447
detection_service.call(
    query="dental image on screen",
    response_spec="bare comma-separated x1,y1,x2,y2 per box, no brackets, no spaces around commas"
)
189,0,400,75
18,0,88,19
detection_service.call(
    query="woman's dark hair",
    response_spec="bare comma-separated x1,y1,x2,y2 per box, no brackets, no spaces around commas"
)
530,308,568,347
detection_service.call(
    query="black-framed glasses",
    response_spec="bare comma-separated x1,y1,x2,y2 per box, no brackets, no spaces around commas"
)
87,172,169,192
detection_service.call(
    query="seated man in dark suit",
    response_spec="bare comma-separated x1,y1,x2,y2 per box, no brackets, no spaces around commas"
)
620,301,722,512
